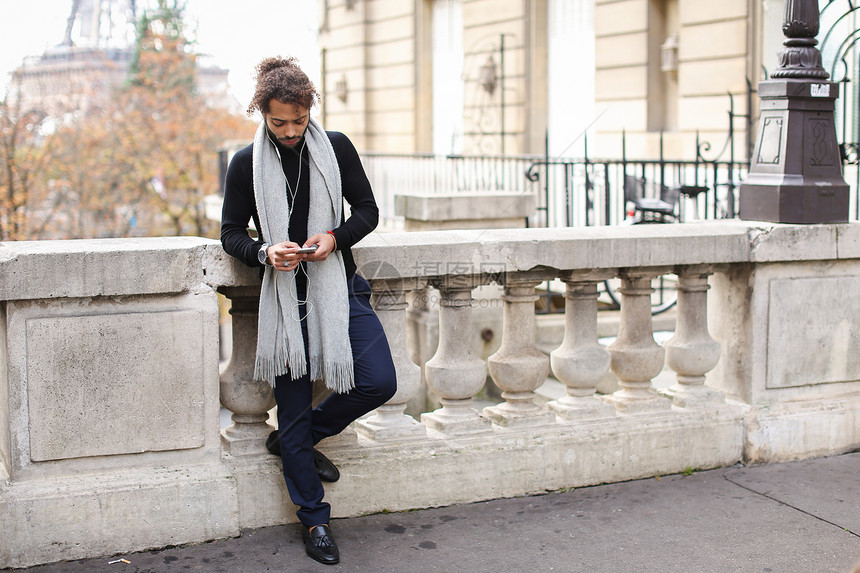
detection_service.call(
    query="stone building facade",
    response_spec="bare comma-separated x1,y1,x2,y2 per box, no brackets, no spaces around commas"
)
315,0,810,161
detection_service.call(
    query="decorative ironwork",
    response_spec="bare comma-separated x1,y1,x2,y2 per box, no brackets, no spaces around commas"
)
463,34,510,155
819,0,860,216
841,142,860,164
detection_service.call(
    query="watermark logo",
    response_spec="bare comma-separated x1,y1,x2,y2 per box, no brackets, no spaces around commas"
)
357,259,509,310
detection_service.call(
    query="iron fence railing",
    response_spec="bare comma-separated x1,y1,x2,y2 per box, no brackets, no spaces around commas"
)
360,134,751,229
360,152,542,228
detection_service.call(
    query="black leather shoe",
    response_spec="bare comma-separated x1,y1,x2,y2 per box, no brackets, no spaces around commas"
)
302,524,339,565
266,430,340,483
265,430,280,456
313,448,340,483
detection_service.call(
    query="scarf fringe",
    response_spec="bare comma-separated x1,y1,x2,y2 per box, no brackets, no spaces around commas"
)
254,336,309,388
311,356,356,394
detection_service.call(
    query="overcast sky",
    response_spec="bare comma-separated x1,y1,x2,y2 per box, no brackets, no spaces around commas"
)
0,0,321,108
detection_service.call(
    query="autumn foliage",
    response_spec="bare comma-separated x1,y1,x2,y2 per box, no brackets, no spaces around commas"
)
0,0,255,240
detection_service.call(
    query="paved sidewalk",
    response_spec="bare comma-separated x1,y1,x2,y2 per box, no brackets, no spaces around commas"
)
9,452,860,573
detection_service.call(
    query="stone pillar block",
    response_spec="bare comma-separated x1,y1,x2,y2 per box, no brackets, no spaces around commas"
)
0,265,235,568
395,192,535,231
5,289,222,474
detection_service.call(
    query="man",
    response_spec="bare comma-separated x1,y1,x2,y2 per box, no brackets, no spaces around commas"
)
220,56,397,565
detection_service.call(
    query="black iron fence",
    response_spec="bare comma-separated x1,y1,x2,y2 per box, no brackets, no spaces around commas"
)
359,152,539,228
360,131,750,229
526,132,748,227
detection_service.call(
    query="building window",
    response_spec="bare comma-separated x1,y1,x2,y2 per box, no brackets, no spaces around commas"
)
548,0,595,156
432,0,464,155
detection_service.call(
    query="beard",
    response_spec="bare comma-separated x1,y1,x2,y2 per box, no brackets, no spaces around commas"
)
267,126,306,151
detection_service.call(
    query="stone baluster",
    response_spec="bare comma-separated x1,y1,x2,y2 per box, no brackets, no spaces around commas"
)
218,286,276,455
356,278,426,440
659,266,725,407
405,284,439,416
484,272,555,427
548,272,616,420
604,270,671,414
421,275,492,434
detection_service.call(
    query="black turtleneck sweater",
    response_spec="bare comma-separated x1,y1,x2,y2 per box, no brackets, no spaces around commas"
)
220,130,379,292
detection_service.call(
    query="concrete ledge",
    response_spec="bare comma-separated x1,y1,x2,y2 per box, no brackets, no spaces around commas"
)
4,222,860,297
229,404,746,526
222,454,293,529
0,238,263,302
11,222,860,298
0,237,217,301
744,394,860,463
744,222,860,262
747,223,839,262
0,464,239,569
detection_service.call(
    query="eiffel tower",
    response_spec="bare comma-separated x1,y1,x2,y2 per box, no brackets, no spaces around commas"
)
10,0,141,115
11,1,234,116
61,0,139,50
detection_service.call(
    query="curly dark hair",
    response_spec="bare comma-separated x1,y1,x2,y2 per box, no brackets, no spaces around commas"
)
247,56,319,116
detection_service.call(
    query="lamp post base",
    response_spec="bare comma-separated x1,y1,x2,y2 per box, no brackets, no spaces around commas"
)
739,79,849,224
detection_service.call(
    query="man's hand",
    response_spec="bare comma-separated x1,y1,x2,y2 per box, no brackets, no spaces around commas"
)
301,232,336,262
266,241,303,272
266,232,335,271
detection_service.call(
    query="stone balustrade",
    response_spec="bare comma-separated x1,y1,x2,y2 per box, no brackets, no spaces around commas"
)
2,222,860,568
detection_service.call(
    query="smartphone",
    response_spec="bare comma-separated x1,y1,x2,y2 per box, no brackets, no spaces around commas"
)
296,245,319,254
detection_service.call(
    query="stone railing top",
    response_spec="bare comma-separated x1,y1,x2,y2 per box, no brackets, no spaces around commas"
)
3,221,860,301
0,236,249,302
352,222,749,281
745,221,860,261
0,237,212,301
352,221,860,280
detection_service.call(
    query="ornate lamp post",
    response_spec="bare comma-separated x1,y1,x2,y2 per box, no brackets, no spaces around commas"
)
739,0,849,223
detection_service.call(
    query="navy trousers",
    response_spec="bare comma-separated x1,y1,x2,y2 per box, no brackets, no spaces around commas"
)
273,274,397,527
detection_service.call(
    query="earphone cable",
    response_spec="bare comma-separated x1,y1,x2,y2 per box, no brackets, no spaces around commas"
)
266,131,313,322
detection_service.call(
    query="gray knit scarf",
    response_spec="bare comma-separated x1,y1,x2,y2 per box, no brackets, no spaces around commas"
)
252,117,354,393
